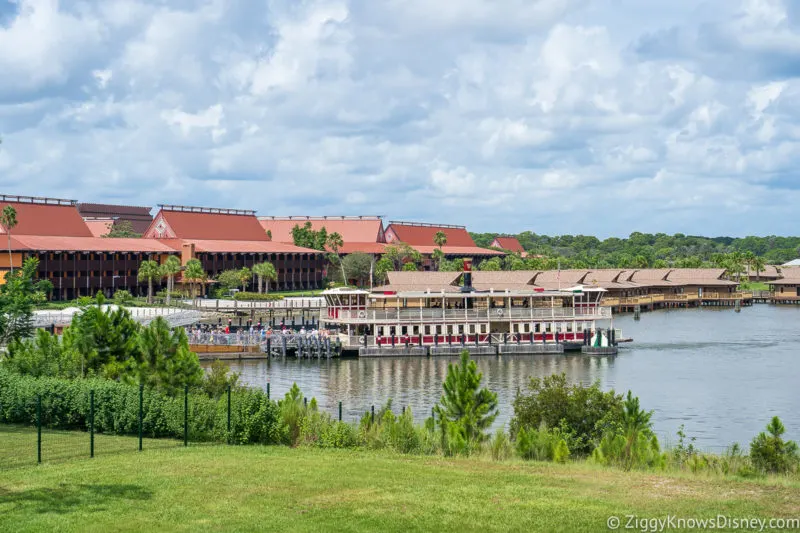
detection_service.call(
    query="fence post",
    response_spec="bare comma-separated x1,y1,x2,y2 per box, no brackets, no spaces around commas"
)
37,395,42,465
266,382,270,400
371,405,374,425
90,390,95,458
184,385,189,447
226,385,232,445
138,384,143,452
338,401,342,422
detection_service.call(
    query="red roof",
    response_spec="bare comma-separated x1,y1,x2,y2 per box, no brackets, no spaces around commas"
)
258,216,385,244
9,235,176,252
160,239,321,254
384,222,476,247
407,245,504,256
144,208,269,241
491,237,525,253
337,242,387,254
84,219,114,237
0,201,93,237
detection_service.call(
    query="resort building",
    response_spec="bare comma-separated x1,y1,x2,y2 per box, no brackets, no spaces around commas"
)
768,268,800,303
258,216,388,255
77,203,154,235
489,236,526,256
0,196,324,299
383,221,503,269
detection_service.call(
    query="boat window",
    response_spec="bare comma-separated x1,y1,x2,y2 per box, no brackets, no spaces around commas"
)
567,323,573,333
534,323,541,333
424,326,431,335
457,325,464,334
468,325,475,334
401,326,408,335
436,325,442,335
481,324,487,334
524,323,530,333
389,326,396,336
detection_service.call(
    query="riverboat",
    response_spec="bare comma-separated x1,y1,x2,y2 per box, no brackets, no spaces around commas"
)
321,268,619,355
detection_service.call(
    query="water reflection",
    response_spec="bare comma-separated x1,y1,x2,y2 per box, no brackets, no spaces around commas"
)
220,305,800,450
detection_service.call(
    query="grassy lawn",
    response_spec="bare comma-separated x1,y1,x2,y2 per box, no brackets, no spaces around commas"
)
2,429,799,532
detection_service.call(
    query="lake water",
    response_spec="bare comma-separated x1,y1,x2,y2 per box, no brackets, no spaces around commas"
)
222,304,800,450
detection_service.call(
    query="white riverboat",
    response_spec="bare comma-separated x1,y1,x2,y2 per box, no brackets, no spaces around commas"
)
321,269,619,354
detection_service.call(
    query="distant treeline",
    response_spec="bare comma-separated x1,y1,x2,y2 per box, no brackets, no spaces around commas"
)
472,232,800,268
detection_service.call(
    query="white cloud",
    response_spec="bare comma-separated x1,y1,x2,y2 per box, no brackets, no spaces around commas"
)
1,0,800,237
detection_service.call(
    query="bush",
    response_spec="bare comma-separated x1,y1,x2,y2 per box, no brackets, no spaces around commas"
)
232,292,285,301
113,290,133,304
510,373,622,456
0,368,279,445
489,428,512,461
750,417,799,474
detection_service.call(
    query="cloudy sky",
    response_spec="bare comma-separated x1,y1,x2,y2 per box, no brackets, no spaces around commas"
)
1,0,799,238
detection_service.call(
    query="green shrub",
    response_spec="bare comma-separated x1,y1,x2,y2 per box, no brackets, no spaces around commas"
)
232,292,285,301
510,373,623,456
516,424,561,461
113,290,133,304
0,368,279,445
750,417,799,474
489,428,512,461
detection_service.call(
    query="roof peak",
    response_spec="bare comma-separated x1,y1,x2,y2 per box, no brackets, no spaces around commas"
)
388,221,466,229
158,204,255,216
258,215,382,221
0,193,77,206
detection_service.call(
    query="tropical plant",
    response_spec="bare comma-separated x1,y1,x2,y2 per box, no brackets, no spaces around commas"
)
216,269,243,292
750,416,799,474
183,259,206,299
0,257,39,345
434,350,498,453
341,252,373,287
291,222,328,251
434,230,447,270
510,373,623,456
131,317,203,395
237,267,251,292
1,204,18,275
374,256,393,284
103,220,142,238
401,262,418,272
137,259,161,304
252,262,277,294
326,232,346,284
160,256,181,306
477,257,502,271
201,359,242,399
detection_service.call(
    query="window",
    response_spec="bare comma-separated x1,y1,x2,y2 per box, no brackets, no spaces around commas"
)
535,323,541,333
468,325,475,334
412,326,419,335
436,325,442,335
424,326,431,335
567,323,573,333
524,323,530,333
401,326,408,335
457,325,464,334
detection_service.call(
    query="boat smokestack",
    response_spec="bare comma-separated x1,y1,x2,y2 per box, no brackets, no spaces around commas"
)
461,258,474,293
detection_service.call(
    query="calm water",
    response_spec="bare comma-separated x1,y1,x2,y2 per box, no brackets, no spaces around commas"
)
221,305,800,450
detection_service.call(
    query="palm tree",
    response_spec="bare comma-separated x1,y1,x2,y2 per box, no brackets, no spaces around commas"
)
1,205,18,275
326,232,346,285
434,230,447,271
252,262,277,294
751,256,766,282
160,256,181,306
138,259,161,304
183,259,206,299
238,267,251,293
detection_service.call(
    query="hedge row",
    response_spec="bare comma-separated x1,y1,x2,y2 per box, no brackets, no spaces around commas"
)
232,292,285,301
0,369,281,445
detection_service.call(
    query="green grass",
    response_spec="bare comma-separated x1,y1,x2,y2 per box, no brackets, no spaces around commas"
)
741,282,771,291
2,428,799,532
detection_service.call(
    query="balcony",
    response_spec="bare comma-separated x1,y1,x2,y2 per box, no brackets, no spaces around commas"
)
328,306,612,324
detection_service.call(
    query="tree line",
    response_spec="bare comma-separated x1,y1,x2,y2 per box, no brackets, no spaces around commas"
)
473,231,800,268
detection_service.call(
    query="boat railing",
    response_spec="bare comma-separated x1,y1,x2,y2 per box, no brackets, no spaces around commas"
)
331,306,612,323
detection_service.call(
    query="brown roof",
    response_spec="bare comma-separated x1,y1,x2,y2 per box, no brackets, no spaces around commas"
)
583,270,639,289
258,216,385,244
533,270,589,289
144,208,269,241
77,203,153,234
385,222,476,247
84,219,114,237
665,268,735,286
471,271,537,290
491,237,525,253
337,242,387,254
374,271,463,293
769,267,800,284
0,201,93,237
746,264,781,278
